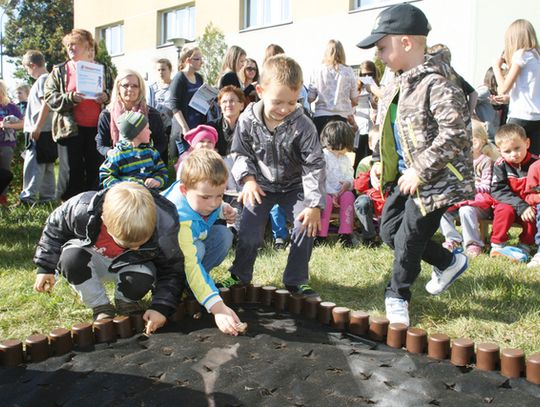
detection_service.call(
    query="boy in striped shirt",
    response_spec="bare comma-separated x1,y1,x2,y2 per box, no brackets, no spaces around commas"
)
99,111,168,189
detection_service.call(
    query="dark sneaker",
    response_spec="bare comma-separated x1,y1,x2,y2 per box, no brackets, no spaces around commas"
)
92,303,116,321
285,284,320,299
338,234,354,248
273,237,287,250
217,274,244,288
115,299,144,316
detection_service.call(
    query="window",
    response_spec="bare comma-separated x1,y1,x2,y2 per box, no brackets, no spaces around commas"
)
100,24,124,56
243,0,291,29
352,0,402,10
160,5,196,45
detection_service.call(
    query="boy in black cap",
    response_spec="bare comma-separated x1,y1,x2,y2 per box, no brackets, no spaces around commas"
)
99,111,168,189
357,3,474,325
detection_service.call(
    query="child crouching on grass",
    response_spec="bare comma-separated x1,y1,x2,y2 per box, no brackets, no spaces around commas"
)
33,182,185,335
439,119,499,256
316,121,356,248
162,148,243,336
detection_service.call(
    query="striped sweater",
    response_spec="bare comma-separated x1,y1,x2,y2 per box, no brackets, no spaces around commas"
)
99,140,168,189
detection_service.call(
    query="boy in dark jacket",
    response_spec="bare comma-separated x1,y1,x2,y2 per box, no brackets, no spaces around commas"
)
220,54,326,298
357,3,474,326
33,182,185,334
490,124,537,261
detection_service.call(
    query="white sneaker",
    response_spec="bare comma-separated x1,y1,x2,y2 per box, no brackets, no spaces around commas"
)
527,252,540,268
426,252,468,295
385,297,409,326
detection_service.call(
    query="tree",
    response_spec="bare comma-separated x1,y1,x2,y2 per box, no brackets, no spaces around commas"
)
197,22,227,87
95,39,118,80
2,0,73,77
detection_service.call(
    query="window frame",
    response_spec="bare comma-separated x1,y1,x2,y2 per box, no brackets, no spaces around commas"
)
99,23,124,57
351,0,414,12
158,4,196,46
242,0,292,30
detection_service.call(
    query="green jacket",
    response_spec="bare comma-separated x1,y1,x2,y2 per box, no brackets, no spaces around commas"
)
44,61,113,142
375,52,475,215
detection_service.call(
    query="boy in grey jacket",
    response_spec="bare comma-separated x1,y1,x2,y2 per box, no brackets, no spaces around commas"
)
358,3,474,326
220,55,326,297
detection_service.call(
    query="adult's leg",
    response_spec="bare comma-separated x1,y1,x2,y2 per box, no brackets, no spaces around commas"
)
62,135,85,200
0,146,14,196
20,140,43,203
40,163,57,202
80,126,103,192
56,144,69,201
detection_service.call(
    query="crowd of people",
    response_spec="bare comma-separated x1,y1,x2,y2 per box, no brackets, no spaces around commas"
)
2,3,539,333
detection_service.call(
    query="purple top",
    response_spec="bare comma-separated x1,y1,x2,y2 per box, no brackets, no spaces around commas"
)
0,103,23,147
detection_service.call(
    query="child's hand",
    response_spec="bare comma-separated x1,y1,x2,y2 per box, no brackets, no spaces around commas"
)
339,181,351,195
210,301,241,336
398,168,421,195
144,178,161,189
370,162,381,189
34,273,55,293
143,309,167,335
222,203,237,224
238,177,266,207
296,207,321,237
332,194,340,208
521,206,536,223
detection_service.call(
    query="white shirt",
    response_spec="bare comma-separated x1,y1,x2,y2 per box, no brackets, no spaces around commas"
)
324,148,354,194
509,49,540,121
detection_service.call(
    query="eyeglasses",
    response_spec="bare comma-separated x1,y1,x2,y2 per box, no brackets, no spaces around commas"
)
360,72,376,77
245,67,257,72
120,83,139,89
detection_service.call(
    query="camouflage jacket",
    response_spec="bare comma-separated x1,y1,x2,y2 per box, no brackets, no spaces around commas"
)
375,53,475,214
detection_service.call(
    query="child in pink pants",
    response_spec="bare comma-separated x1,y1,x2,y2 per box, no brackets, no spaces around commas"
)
317,121,356,247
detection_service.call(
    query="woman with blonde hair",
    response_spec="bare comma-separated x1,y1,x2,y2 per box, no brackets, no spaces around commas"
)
44,28,113,200
493,19,540,153
218,45,247,90
168,43,206,155
0,80,23,206
96,69,167,163
308,39,359,135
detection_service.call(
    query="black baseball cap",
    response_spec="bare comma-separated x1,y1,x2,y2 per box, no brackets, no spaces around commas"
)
356,3,431,49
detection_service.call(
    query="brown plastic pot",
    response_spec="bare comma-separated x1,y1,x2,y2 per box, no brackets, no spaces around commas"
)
501,348,525,378
369,316,389,342
349,311,369,336
274,289,290,313
288,294,305,315
261,286,276,306
94,318,116,343
219,287,232,306
113,315,133,338
246,284,262,303
0,339,24,367
428,333,450,360
331,307,350,331
72,323,94,349
230,285,246,304
476,343,499,371
406,328,427,354
318,301,336,325
451,338,474,367
25,334,49,363
303,297,321,319
526,353,540,385
386,323,407,348
49,328,73,355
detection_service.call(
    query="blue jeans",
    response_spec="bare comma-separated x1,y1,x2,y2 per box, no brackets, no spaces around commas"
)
269,204,288,240
193,224,233,271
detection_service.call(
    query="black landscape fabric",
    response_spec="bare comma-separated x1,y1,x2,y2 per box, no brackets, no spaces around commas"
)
1,306,539,406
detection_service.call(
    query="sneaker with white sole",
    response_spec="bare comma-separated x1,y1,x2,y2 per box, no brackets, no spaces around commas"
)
527,252,540,268
426,252,468,295
490,245,528,263
385,297,409,326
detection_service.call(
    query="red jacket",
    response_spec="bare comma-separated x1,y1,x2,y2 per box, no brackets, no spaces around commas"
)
525,159,540,206
491,152,537,215
353,172,386,217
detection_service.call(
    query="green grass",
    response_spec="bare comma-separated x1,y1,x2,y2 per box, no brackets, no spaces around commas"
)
1,192,539,355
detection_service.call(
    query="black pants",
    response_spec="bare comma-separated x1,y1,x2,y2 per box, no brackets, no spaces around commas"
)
380,184,452,301
62,125,103,200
